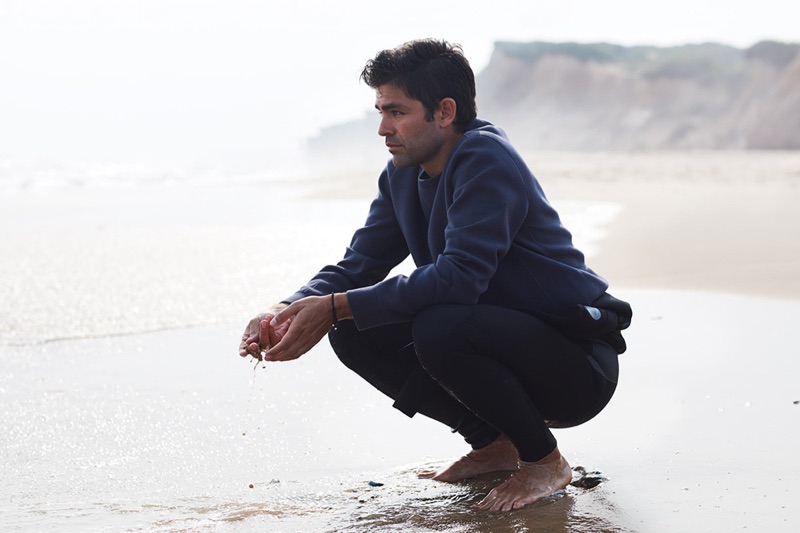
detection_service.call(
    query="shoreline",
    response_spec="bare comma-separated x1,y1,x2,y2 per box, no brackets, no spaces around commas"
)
528,150,800,301
3,289,798,532
546,188,800,301
304,150,800,301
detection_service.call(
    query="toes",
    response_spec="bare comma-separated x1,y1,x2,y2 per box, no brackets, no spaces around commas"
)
511,499,529,511
475,491,502,511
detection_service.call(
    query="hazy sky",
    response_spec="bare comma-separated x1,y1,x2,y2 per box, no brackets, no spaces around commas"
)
1,0,798,172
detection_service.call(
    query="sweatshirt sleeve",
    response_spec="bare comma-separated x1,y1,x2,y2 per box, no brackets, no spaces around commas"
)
283,167,410,304
347,134,530,329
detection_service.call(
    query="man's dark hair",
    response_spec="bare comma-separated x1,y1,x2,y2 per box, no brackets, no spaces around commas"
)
360,39,477,132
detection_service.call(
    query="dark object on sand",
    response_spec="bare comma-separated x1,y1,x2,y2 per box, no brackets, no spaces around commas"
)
570,466,607,489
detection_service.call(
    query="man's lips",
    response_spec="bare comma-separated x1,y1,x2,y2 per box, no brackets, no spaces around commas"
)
385,140,402,153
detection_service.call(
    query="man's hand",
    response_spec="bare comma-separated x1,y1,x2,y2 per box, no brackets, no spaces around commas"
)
239,303,289,359
263,295,340,362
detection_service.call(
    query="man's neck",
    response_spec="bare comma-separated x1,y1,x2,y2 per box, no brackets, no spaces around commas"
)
421,132,463,178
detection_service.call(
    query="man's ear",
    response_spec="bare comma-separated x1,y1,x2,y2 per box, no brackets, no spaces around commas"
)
437,98,457,128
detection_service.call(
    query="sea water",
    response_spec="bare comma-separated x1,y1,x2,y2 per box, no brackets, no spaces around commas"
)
0,161,628,532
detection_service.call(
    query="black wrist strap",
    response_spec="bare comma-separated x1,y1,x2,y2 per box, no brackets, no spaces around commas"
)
330,293,338,330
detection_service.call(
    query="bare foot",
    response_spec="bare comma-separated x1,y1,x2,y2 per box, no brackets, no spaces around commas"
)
417,434,520,482
473,447,572,512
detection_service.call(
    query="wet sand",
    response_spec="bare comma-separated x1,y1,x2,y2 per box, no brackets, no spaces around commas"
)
2,150,800,531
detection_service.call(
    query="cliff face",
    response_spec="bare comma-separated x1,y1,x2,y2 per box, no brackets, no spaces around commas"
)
477,40,800,150
307,40,800,154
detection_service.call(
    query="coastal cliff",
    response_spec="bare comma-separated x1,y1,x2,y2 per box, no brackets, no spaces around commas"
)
479,40,800,150
307,40,800,154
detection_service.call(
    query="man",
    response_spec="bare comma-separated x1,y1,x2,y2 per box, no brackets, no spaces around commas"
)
239,39,631,512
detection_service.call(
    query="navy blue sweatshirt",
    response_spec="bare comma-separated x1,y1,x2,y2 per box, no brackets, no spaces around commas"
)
285,119,609,330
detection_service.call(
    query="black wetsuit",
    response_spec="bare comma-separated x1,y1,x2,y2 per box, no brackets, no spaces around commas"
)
330,296,630,461
283,119,632,461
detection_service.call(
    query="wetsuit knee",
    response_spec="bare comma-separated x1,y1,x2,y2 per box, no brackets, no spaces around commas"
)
412,304,475,379
327,320,363,371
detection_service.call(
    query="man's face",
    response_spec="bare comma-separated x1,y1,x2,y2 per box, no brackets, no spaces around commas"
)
375,84,446,175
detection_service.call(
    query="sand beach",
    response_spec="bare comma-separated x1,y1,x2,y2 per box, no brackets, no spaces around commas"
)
2,150,800,531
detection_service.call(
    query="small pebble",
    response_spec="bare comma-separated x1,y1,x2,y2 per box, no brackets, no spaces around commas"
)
368,481,384,487
249,484,254,489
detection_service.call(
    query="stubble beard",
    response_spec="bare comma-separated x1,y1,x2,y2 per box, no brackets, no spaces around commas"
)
387,130,443,170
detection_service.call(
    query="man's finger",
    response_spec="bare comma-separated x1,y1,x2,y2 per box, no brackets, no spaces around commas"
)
259,319,271,350
247,341,262,358
264,329,295,361
270,303,294,327
239,330,253,357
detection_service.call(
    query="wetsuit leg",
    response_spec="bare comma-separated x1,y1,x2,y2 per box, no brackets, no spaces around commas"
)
328,320,498,448
412,304,605,462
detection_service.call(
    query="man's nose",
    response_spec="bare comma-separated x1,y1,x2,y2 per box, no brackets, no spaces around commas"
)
377,115,392,137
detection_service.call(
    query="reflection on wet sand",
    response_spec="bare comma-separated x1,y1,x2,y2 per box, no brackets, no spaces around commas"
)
160,465,632,532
